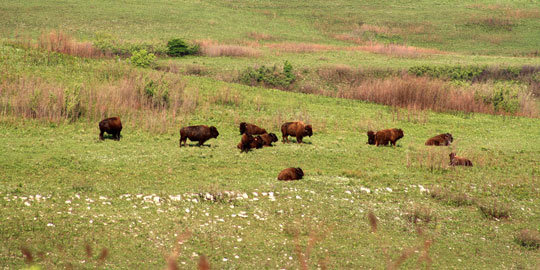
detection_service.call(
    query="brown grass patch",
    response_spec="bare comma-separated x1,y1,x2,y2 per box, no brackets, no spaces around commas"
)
266,42,339,53
196,40,261,57
354,42,445,58
336,76,494,114
515,229,540,249
466,17,514,31
36,31,109,58
429,187,474,207
478,201,511,219
468,4,540,19
246,32,276,41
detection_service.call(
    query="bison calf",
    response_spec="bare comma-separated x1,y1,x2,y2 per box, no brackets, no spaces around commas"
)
281,121,313,144
367,128,404,146
99,117,122,141
449,153,473,166
179,125,219,147
260,133,278,147
277,167,304,181
239,122,267,135
426,133,453,146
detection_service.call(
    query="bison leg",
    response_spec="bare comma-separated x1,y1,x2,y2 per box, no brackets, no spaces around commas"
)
282,135,288,144
198,139,207,146
179,136,187,147
99,131,104,140
296,136,303,144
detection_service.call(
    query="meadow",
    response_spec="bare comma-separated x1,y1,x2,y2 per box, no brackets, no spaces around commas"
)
1,0,540,269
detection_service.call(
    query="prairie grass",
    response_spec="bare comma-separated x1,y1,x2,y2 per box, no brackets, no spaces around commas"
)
37,31,108,58
515,229,540,250
355,42,445,58
197,40,261,57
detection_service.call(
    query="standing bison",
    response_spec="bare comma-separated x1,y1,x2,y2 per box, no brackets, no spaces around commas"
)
281,121,313,143
366,128,404,146
99,117,122,141
179,125,219,147
277,167,304,181
449,153,473,166
239,122,267,135
425,133,453,146
260,133,279,147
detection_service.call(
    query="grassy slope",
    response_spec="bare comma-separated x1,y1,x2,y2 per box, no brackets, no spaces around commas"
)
1,0,540,269
1,52,540,268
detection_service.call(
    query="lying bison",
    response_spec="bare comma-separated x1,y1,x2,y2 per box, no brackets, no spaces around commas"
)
277,167,304,181
260,133,278,147
425,133,453,146
179,125,219,147
239,122,267,135
237,134,264,152
367,128,404,146
281,121,312,143
99,117,122,141
449,152,473,166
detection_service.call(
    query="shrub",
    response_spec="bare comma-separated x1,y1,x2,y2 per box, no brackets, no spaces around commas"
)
142,78,170,108
167,38,199,57
478,201,510,219
408,65,485,81
130,49,155,68
515,229,540,249
239,61,296,88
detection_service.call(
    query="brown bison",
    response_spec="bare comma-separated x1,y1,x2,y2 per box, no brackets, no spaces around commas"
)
260,133,279,147
239,122,267,135
281,121,313,143
449,153,473,166
237,134,264,152
99,117,122,141
367,128,404,146
277,167,304,181
425,133,453,146
179,125,219,147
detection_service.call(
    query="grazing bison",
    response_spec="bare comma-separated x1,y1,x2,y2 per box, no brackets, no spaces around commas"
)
277,167,304,181
260,133,279,147
239,122,267,135
449,153,473,166
281,121,313,143
99,117,122,141
367,128,404,146
179,125,219,147
425,133,453,146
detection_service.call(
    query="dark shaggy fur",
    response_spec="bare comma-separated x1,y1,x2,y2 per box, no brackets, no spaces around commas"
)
251,136,264,149
425,133,453,146
281,121,313,143
179,125,219,147
277,167,304,181
237,134,264,152
367,128,404,146
239,122,267,135
99,117,122,141
449,153,473,166
260,133,279,147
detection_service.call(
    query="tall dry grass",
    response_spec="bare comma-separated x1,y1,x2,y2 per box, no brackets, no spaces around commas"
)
355,42,445,58
0,71,195,132
266,42,338,53
196,40,261,57
36,31,109,58
336,76,495,114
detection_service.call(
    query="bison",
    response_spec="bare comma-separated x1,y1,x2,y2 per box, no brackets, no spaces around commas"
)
425,133,453,146
260,133,279,147
237,134,264,152
277,167,304,181
281,121,313,143
449,153,473,166
179,125,219,147
367,128,404,146
99,117,122,141
239,122,267,135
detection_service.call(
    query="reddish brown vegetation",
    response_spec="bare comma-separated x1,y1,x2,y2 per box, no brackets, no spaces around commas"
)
239,122,267,135
449,153,473,166
179,125,219,147
281,121,313,143
367,128,404,146
425,133,453,146
277,167,304,181
37,31,108,58
197,40,261,57
99,116,122,140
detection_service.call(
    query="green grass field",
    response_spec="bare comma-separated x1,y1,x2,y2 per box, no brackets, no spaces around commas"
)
1,0,540,269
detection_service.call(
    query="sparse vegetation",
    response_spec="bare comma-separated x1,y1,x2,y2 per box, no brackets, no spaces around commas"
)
515,229,540,250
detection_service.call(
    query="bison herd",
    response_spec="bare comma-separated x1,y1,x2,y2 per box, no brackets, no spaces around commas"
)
99,117,473,180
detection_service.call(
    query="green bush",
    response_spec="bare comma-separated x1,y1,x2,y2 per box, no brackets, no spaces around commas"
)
143,78,170,108
477,82,524,113
130,49,155,68
239,61,296,88
408,65,485,81
167,39,199,57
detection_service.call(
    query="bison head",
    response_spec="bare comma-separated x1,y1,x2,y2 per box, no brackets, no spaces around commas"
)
239,122,247,135
445,133,453,143
210,126,219,138
295,167,304,178
449,152,456,160
304,125,313,137
269,133,278,143
367,131,376,145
